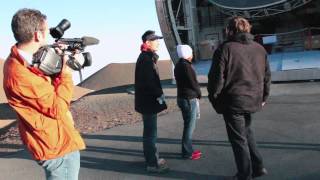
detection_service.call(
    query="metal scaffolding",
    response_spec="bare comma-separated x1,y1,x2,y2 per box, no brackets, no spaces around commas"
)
208,0,313,19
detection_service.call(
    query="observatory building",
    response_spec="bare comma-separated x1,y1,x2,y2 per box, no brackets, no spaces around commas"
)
156,0,320,81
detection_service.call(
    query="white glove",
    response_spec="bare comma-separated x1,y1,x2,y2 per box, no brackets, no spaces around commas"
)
196,98,200,119
157,94,166,105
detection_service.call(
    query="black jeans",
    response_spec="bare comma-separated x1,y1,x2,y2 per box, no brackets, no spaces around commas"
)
142,114,159,167
223,113,264,180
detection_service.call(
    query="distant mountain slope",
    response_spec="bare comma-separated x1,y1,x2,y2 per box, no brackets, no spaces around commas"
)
78,60,173,90
0,59,6,103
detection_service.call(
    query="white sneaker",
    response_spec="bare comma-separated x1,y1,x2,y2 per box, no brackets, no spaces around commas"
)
146,158,169,173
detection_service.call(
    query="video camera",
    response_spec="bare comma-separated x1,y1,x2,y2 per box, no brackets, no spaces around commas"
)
33,19,99,81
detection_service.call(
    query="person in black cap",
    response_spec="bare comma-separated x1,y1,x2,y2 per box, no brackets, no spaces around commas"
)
134,30,169,173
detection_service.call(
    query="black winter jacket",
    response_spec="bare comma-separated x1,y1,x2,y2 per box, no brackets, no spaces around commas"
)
207,33,271,114
134,51,167,114
174,58,201,99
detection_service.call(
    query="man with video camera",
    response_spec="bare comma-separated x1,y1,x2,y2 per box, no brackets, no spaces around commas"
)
3,8,85,180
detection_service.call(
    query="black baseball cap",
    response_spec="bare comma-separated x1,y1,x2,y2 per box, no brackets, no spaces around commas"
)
142,30,163,42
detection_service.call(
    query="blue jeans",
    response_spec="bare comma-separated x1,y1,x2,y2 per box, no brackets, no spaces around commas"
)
177,98,198,157
142,114,159,166
38,151,80,180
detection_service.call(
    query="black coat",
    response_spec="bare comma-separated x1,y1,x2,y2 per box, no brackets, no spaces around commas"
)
134,51,167,114
174,58,201,99
207,33,271,114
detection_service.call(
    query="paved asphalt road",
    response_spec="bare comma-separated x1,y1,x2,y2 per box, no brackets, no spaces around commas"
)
0,84,320,180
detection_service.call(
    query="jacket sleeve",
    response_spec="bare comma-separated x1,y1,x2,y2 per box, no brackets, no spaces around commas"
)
13,70,73,120
184,64,201,98
140,58,163,97
207,46,226,99
263,55,271,102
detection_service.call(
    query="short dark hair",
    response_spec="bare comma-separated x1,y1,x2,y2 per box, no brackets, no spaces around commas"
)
226,16,251,34
11,8,47,43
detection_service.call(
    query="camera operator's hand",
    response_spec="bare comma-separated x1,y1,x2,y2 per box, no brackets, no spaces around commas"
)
61,55,73,75
53,43,67,53
54,45,72,75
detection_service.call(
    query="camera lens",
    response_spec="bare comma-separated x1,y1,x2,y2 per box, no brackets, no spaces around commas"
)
50,19,71,39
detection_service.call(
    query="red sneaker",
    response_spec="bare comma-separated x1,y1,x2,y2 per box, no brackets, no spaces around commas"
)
190,152,201,160
182,150,202,160
193,150,202,156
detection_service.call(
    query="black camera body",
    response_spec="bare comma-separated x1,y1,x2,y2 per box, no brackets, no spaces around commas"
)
32,19,99,78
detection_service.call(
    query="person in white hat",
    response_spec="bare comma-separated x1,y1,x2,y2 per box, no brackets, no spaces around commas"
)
174,44,202,160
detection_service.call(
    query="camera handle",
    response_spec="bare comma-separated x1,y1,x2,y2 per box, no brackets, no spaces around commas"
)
66,57,84,82
78,69,83,82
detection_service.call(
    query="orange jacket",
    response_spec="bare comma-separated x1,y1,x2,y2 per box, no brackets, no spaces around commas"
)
3,45,85,160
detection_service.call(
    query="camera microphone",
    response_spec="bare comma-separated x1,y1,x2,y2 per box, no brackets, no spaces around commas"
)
81,36,100,46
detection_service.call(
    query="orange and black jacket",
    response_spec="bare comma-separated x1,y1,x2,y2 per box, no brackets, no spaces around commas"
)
3,45,85,160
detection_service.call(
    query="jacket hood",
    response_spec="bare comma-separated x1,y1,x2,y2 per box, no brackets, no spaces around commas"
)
141,51,159,64
231,33,254,44
179,58,192,64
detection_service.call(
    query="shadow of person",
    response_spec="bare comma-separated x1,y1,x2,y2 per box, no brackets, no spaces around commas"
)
83,134,320,151
80,155,226,180
0,103,17,120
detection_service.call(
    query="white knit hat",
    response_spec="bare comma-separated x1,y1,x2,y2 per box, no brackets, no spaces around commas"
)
176,44,193,59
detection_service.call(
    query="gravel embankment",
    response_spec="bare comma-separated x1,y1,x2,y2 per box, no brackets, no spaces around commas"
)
0,93,180,155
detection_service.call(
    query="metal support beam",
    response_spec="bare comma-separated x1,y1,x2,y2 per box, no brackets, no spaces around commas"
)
155,0,181,64
209,0,313,19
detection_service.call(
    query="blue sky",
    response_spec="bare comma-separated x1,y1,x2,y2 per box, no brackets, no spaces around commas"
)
0,0,170,84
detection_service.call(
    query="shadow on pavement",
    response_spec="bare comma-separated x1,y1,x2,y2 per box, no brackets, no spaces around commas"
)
0,145,29,159
85,145,181,159
83,134,221,145
80,155,227,180
294,172,320,180
83,134,320,151
0,103,16,120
